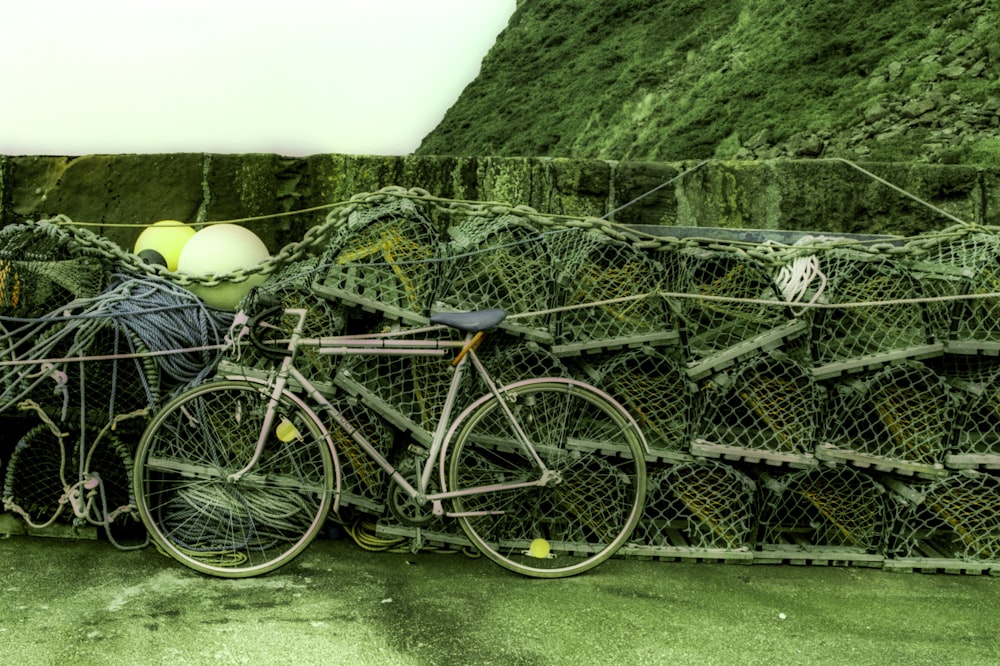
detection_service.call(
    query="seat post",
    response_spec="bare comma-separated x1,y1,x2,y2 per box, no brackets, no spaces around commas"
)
452,330,487,367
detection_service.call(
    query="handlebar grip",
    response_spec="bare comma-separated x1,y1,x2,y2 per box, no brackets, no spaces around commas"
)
247,304,292,359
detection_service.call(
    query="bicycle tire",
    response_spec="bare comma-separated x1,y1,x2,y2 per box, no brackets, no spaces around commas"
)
446,378,646,578
133,379,335,577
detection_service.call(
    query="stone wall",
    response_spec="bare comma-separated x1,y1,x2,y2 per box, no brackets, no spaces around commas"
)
1,153,996,252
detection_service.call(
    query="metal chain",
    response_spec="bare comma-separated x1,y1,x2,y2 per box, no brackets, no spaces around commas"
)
31,185,1000,289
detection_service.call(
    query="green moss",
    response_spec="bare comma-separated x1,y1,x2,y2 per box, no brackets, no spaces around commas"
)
417,0,999,166
966,138,1000,166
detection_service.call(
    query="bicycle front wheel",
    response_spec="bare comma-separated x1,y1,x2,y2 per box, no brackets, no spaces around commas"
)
134,380,335,577
447,378,646,578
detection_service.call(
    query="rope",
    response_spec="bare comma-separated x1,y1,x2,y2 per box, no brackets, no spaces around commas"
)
343,519,408,552
92,275,234,387
830,158,973,228
27,164,998,299
602,159,712,220
5,166,1000,559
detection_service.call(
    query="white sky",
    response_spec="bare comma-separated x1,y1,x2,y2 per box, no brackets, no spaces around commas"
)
0,0,515,156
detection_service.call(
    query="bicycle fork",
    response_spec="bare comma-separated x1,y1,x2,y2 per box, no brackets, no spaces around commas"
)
227,312,307,484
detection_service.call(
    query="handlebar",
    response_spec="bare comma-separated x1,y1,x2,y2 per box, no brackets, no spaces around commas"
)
246,291,294,359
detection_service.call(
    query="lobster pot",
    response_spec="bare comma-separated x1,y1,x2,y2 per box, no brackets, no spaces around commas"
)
925,353,1000,385
921,232,1000,354
313,198,442,325
319,399,396,515
938,358,1000,470
234,257,348,388
679,247,798,374
696,351,819,456
438,215,554,343
633,461,756,550
757,466,889,552
587,347,693,456
2,424,135,526
0,223,108,318
475,332,569,388
16,317,160,431
889,472,1000,563
333,323,467,444
548,228,681,356
821,361,954,473
811,249,941,375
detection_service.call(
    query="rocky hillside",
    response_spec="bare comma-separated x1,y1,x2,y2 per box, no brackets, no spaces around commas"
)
417,0,1000,165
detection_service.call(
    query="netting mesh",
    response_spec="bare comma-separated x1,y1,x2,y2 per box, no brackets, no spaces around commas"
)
0,223,108,318
318,398,396,514
890,472,1000,563
585,347,692,456
475,333,570,388
633,461,756,550
940,358,1000,470
313,198,441,324
679,247,798,374
920,233,1000,354
7,316,159,426
233,257,347,388
333,321,466,443
820,361,953,473
810,250,942,375
2,423,135,527
549,228,681,355
758,466,889,552
696,351,819,457
439,215,554,343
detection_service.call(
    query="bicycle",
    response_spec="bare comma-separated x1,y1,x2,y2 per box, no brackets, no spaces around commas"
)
132,300,648,578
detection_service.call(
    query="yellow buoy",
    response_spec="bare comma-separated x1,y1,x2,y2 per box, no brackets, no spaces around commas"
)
275,418,300,442
134,220,196,272
528,538,551,559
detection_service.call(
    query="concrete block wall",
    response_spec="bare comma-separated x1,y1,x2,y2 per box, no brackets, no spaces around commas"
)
1,153,996,253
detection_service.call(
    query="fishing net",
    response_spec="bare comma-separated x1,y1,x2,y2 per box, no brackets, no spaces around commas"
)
633,460,756,550
940,357,1000,471
0,222,109,318
757,466,890,553
318,398,396,515
6,314,159,427
694,350,820,461
819,361,953,476
2,422,136,528
810,249,944,378
582,347,693,458
919,232,1000,354
232,257,348,389
474,332,570,388
548,228,681,356
313,198,442,324
888,471,1000,563
438,214,554,343
679,247,802,379
333,320,467,444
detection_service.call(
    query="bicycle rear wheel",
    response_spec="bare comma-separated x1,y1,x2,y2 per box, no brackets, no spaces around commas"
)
447,378,646,578
134,380,335,577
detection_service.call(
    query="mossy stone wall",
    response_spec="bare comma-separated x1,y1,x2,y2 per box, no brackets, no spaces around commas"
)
1,153,995,252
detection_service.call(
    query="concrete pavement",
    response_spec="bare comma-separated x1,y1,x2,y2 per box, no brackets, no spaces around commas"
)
1,533,998,665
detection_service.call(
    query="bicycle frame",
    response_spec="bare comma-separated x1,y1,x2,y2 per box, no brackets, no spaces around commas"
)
227,308,555,518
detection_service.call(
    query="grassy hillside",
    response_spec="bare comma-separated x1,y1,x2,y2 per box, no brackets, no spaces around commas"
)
417,0,1000,165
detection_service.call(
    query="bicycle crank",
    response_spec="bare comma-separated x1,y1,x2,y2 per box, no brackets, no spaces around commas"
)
386,451,437,527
